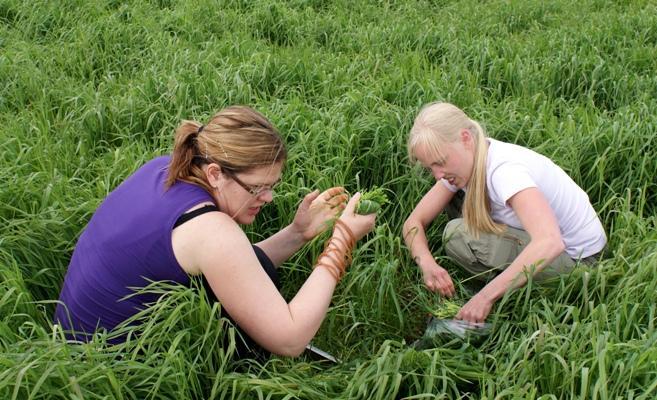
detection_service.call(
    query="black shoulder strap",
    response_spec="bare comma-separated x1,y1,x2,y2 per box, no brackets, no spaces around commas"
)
173,204,219,229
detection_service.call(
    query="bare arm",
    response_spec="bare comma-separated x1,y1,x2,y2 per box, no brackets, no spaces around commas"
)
256,187,348,267
456,187,566,323
403,182,456,297
177,194,374,357
254,224,307,268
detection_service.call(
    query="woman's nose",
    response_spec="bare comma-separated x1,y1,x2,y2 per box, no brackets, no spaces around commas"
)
257,189,274,203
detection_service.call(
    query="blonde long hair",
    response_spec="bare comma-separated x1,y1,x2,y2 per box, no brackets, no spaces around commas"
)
408,102,505,237
166,105,287,195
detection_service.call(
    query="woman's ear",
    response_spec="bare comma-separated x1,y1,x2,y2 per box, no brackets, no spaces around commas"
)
205,163,223,189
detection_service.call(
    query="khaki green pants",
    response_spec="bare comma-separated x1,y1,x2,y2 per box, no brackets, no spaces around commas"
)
443,218,599,282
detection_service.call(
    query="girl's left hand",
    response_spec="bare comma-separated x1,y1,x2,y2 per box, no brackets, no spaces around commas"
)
455,292,494,323
292,187,348,242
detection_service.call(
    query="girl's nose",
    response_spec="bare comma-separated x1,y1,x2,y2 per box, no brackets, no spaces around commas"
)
431,166,444,181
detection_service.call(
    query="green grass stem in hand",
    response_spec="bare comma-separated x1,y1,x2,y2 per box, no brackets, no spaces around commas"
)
355,187,389,215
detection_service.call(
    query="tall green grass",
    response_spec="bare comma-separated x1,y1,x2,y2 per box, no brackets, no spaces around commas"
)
1,0,656,398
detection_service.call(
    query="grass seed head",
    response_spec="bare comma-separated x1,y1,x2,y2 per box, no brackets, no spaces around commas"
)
430,300,463,319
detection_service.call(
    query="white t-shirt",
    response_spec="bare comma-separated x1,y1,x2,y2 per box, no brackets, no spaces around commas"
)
441,138,607,259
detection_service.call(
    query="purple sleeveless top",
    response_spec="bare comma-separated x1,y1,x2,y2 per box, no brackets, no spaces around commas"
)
54,156,213,342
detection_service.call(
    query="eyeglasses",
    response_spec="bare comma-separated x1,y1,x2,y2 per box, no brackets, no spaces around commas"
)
223,169,281,196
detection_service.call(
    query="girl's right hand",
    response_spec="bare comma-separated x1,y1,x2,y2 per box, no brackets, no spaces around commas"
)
337,192,376,241
420,262,455,297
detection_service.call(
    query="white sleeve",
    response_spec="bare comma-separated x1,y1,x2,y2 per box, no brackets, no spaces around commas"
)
489,163,537,204
440,178,458,192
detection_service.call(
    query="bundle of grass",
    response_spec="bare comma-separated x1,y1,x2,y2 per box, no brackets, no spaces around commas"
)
355,187,389,215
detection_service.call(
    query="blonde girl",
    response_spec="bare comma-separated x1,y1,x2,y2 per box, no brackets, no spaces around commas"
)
403,102,606,323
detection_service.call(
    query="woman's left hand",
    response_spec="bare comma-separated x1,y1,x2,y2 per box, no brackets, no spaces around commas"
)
292,187,348,242
455,292,494,323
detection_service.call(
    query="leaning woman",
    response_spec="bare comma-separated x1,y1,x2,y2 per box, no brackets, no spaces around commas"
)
55,105,375,358
403,102,606,323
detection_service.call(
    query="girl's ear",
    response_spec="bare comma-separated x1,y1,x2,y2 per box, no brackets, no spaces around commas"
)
460,128,474,148
460,128,471,141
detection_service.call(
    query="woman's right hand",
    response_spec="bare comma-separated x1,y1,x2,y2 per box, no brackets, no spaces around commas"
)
337,192,376,241
419,260,455,298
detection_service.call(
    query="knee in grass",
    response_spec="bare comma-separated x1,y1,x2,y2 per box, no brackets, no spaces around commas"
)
442,219,477,267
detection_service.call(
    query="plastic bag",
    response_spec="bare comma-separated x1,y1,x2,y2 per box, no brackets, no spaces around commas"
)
412,317,491,349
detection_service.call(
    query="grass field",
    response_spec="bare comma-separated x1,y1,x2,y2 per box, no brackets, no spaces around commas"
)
1,0,656,398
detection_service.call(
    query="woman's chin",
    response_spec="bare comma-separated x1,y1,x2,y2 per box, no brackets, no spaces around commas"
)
235,214,257,225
